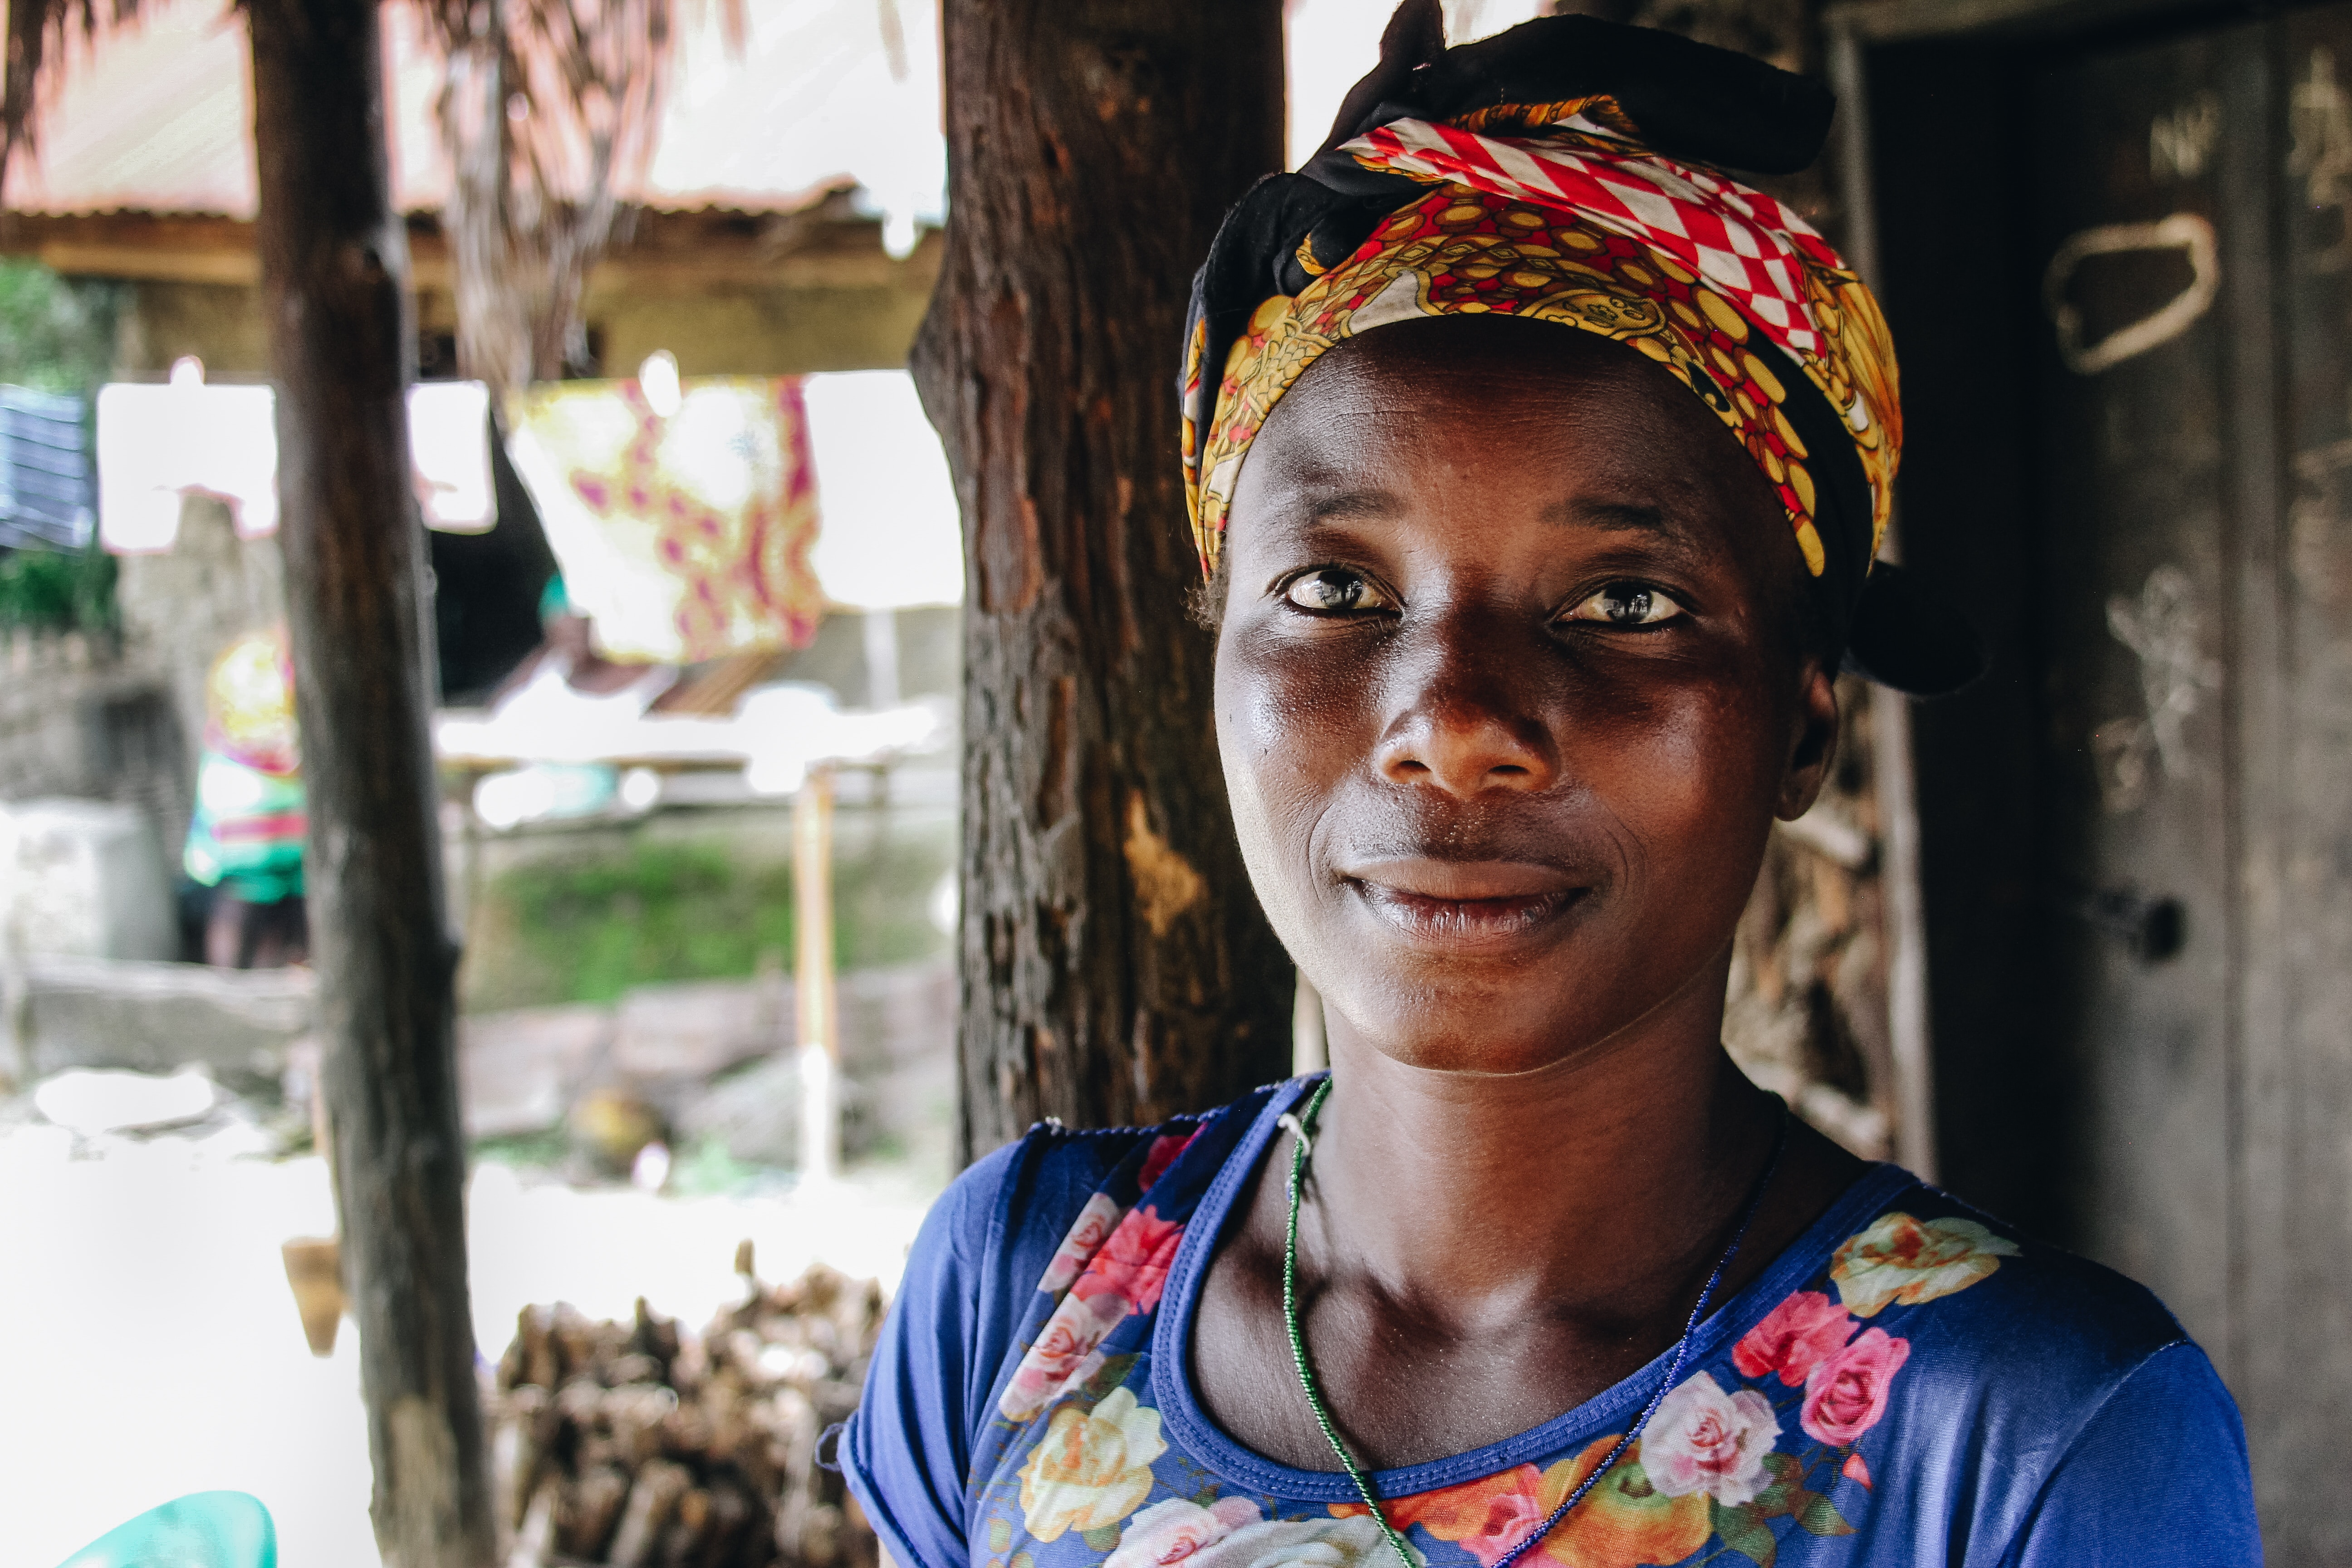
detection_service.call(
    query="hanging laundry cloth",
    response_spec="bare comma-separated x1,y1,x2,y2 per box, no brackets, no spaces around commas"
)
96,381,279,550
95,379,495,552
501,376,825,664
800,370,964,611
407,380,497,531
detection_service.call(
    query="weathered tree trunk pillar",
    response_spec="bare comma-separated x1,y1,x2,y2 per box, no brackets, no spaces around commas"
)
248,1,495,1562
916,0,1293,1159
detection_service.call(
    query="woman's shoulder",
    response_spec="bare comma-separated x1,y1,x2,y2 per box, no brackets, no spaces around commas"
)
914,1082,1287,1313
1828,1175,2190,1371
1735,1171,2251,1560
1563,1170,2254,1567
1745,1167,2201,1435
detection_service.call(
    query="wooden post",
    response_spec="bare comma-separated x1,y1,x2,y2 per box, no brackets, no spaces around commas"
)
794,768,840,1183
247,0,495,1562
916,0,1293,1160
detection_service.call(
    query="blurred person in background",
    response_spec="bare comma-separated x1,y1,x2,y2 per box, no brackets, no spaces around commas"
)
183,627,307,969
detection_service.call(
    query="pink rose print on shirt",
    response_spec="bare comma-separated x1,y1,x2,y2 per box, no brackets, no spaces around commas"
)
1642,1371,1782,1506
1138,1130,1200,1193
1386,1462,1549,1568
1039,1193,1125,1297
1071,1205,1185,1315
1732,1289,1857,1387
1451,1485,1549,1567
1103,1496,1264,1568
1801,1326,1911,1445
998,1289,1129,1421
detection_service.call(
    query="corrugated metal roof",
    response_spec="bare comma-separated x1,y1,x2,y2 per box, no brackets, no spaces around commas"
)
3,0,945,223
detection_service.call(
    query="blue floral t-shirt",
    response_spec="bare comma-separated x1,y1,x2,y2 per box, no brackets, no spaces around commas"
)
842,1077,2260,1568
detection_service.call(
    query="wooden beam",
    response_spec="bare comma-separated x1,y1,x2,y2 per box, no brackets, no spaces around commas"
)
33,240,258,286
0,206,941,295
246,0,495,1560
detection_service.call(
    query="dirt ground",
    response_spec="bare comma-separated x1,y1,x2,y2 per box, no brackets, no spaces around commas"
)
0,1117,934,1567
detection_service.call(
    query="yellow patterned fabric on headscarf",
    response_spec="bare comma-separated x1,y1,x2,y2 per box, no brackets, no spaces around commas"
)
1184,113,1900,587
1178,14,1980,691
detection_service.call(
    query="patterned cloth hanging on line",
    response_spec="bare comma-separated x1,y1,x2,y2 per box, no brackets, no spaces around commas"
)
503,376,826,665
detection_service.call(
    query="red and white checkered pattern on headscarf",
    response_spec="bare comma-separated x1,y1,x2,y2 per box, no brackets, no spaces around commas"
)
1343,114,1840,368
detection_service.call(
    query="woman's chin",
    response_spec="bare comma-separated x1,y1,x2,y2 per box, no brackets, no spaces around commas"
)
1307,925,1728,1082
1335,1025,1595,1078
1318,978,1623,1078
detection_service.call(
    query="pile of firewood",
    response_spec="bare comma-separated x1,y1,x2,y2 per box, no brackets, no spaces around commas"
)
488,1246,887,1568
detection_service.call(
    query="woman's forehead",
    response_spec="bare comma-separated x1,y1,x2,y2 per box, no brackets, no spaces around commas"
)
1232,320,1757,526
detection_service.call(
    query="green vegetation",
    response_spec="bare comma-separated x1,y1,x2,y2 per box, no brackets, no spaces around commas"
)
0,261,125,636
505,840,798,1004
464,817,955,1012
0,543,117,634
0,260,123,396
668,1134,773,1194
471,1127,571,1170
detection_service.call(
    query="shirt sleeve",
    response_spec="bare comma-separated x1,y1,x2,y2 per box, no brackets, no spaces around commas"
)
2002,1341,2262,1568
838,1128,1143,1568
839,1140,1026,1568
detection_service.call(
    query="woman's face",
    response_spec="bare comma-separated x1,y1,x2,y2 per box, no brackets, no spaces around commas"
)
1215,316,1838,1076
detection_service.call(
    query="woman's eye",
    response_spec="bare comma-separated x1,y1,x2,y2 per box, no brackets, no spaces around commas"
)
1281,568,1393,614
1562,582,1686,627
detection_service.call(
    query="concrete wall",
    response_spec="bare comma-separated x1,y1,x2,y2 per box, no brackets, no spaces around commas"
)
0,632,187,877
113,497,288,786
0,497,286,882
0,633,129,800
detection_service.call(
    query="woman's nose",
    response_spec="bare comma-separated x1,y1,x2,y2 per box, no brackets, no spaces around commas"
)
1372,639,1559,797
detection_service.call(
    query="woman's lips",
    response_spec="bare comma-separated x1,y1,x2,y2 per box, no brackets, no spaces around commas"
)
1340,858,1588,949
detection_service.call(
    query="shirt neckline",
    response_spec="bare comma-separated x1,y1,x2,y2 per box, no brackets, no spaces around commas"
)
1149,1073,1920,1501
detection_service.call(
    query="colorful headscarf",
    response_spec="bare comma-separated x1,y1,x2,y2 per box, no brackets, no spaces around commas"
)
1181,11,1976,693
205,626,299,776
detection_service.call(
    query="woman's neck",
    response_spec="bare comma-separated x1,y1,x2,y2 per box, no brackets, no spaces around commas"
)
1308,977,1784,1322
1188,953,1867,1472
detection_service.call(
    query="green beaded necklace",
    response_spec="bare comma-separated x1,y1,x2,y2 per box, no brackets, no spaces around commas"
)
1276,1077,1787,1568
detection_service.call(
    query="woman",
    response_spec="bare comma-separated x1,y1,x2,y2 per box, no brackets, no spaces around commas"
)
841,11,2260,1567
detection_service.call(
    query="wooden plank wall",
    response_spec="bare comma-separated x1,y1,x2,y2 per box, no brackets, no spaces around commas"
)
1870,11,2352,1559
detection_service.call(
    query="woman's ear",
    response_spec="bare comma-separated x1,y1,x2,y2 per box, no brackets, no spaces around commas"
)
1775,661,1841,822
